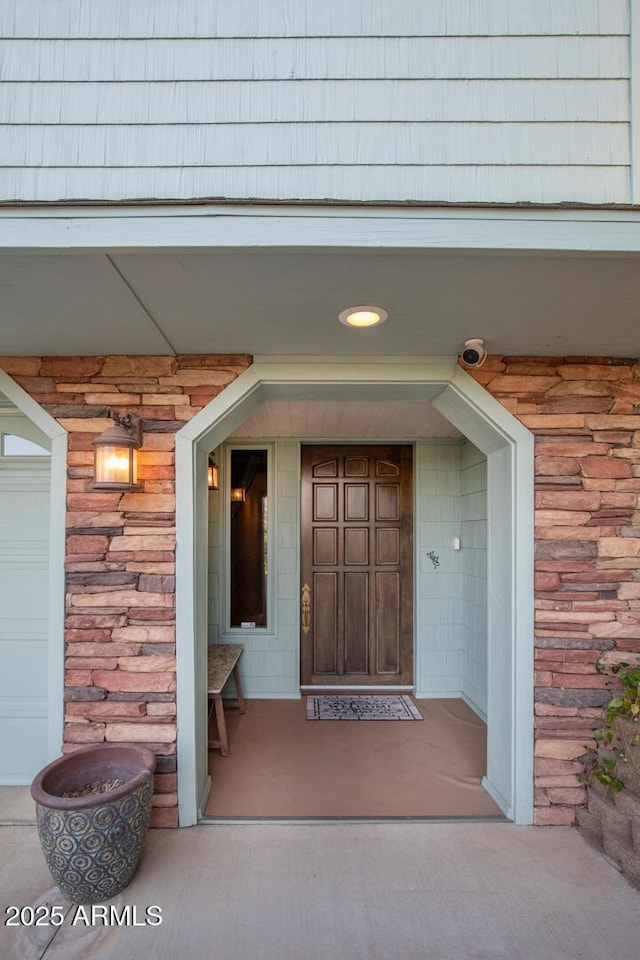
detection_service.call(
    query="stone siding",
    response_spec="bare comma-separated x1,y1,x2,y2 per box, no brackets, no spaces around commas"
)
468,356,640,825
0,354,251,827
2,352,639,826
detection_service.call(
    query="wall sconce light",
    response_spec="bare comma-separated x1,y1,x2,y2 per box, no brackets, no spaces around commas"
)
230,488,246,502
208,455,220,491
91,411,142,490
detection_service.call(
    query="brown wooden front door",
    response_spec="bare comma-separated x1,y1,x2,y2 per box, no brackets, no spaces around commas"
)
300,444,413,686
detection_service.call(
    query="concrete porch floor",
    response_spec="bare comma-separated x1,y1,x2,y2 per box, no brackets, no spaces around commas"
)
1,821,639,960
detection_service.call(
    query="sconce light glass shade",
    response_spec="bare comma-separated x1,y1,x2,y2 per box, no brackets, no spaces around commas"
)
92,413,142,490
208,458,220,491
230,488,246,502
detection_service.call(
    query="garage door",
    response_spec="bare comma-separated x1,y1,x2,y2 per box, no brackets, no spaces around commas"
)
0,413,51,784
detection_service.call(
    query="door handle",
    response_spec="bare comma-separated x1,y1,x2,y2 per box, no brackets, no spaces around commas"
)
301,583,311,634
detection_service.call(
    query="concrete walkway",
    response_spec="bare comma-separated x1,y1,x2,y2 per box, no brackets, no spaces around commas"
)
1,821,639,960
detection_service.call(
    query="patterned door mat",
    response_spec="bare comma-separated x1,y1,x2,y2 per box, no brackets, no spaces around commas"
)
306,695,423,721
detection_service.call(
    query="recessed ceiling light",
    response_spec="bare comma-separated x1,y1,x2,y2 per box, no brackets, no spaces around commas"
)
338,305,388,328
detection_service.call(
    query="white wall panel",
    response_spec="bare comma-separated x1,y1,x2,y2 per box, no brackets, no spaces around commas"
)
415,439,487,711
415,441,464,698
0,0,628,39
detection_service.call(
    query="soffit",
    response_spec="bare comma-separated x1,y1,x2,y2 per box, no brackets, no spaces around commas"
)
230,399,460,439
1,247,639,357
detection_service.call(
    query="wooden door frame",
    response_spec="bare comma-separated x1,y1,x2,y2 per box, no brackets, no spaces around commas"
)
177,358,534,826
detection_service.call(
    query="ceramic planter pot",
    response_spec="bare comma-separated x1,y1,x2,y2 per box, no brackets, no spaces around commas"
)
31,743,155,904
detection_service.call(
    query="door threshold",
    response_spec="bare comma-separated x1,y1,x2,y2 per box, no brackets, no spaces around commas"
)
301,685,415,694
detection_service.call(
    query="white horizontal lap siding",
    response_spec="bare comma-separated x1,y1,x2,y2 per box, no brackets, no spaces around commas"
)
0,1,630,204
0,37,628,82
0,0,628,38
0,122,627,167
2,165,628,205
0,79,629,125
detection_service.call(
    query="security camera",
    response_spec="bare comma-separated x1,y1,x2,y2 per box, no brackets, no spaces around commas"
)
460,338,487,368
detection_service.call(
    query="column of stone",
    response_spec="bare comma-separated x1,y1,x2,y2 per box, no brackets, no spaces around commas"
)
0,353,251,827
468,356,640,825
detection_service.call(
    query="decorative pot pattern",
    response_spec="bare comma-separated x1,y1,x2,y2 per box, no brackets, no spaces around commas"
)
35,776,153,903
31,744,155,904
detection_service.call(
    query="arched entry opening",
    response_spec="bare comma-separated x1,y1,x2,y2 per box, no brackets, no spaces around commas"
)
176,359,534,825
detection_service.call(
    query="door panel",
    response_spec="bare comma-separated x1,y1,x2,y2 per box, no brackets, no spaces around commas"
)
314,528,337,565
345,528,368,564
376,484,399,520
345,484,368,520
376,528,399,565
313,459,338,477
314,484,337,521
301,444,412,686
344,571,368,674
376,571,400,673
313,572,338,674
345,457,368,476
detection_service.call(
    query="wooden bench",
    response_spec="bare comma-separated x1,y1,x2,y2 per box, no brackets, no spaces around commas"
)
207,644,245,756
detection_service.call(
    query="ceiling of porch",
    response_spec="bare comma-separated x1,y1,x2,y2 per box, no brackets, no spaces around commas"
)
1,247,640,358
230,399,460,439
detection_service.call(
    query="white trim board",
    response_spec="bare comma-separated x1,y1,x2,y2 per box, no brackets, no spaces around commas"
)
175,358,534,826
3,203,640,253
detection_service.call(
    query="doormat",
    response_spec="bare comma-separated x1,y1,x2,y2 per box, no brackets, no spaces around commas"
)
306,695,423,721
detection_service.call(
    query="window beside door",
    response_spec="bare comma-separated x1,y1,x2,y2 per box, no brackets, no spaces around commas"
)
229,448,269,628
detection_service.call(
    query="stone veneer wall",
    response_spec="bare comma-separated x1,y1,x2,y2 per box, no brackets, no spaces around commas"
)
1,351,639,827
467,356,640,825
0,355,251,827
